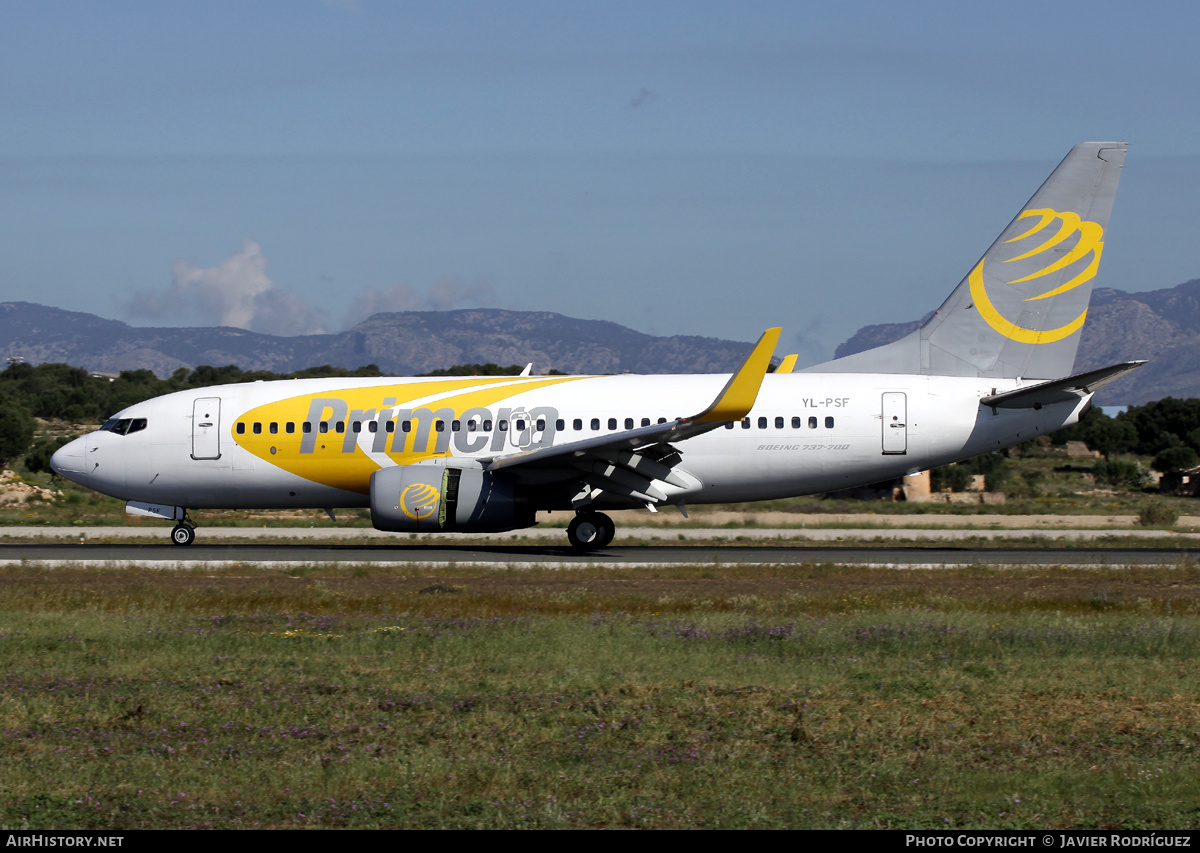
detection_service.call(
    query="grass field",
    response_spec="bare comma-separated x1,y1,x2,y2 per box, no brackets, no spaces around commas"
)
3,561,1200,829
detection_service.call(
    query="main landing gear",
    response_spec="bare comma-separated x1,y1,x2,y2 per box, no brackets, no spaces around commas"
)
567,510,615,551
171,514,196,546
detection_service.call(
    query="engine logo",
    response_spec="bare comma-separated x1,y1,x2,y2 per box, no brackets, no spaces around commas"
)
400,482,440,520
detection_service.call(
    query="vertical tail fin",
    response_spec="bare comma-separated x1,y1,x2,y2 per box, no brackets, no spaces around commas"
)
809,142,1126,379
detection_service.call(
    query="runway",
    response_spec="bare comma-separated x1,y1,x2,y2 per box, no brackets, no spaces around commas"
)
1,540,1197,569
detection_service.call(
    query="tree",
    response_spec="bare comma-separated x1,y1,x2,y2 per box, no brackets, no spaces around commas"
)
1152,446,1199,474
0,399,35,469
1055,407,1136,457
419,363,526,377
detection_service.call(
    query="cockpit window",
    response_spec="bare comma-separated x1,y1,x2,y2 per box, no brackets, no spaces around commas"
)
99,417,147,436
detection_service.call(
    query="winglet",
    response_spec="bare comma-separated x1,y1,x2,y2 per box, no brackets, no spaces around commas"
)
692,327,781,423
776,354,798,374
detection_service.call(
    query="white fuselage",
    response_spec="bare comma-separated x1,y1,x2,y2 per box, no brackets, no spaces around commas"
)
50,371,1086,515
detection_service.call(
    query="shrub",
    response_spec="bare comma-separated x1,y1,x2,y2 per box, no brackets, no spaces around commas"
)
1138,500,1180,527
930,464,973,493
1094,458,1154,491
23,436,72,475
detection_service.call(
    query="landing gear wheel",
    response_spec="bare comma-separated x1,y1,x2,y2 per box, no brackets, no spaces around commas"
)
596,513,615,547
171,524,196,546
567,511,615,550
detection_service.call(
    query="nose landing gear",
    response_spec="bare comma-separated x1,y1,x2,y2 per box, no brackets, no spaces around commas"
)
567,511,615,550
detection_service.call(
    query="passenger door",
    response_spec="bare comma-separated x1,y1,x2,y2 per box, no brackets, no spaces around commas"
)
192,397,222,460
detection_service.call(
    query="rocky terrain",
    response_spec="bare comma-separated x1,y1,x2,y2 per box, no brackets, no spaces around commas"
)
0,303,753,378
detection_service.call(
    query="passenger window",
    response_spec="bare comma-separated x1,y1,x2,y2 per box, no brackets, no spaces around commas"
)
302,422,313,434
536,419,546,431
607,418,617,430
791,416,801,428
402,421,412,433
467,420,477,432
498,420,508,431
590,418,600,431
385,421,394,433
725,422,735,429
452,420,461,432
624,418,634,430
319,421,329,434
515,419,526,431
335,422,345,434
573,419,583,431
253,422,262,435
368,421,377,433
286,422,295,434
641,418,650,427
434,421,444,432
236,423,246,435
657,418,667,424
270,422,279,434
808,417,818,429
757,417,767,429
825,416,835,428
775,417,784,429
483,419,493,431
741,418,750,429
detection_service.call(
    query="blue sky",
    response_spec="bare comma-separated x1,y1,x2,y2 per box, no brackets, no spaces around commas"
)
2,0,1197,364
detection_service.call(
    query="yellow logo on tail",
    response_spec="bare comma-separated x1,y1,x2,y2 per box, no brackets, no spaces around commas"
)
969,208,1104,344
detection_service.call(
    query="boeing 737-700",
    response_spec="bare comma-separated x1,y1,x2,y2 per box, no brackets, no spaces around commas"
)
51,142,1141,549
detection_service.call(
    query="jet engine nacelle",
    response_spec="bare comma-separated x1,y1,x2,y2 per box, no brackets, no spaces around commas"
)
369,462,531,533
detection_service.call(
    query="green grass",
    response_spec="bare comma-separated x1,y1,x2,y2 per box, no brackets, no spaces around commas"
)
2,562,1200,828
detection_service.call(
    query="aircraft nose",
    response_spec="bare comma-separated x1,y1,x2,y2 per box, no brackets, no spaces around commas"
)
50,436,88,486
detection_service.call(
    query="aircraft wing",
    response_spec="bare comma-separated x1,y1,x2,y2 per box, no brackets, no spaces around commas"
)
483,327,780,504
979,361,1146,410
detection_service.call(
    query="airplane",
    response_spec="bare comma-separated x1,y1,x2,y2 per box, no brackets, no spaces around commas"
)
51,142,1141,550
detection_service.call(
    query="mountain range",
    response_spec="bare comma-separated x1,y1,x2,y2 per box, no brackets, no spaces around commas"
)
4,278,1199,404
0,302,754,378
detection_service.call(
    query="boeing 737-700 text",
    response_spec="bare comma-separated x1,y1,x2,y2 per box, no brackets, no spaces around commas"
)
51,142,1141,549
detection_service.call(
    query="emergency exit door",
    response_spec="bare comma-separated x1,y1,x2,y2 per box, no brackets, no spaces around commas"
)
881,392,907,455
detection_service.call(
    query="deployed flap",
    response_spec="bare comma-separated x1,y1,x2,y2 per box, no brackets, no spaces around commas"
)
486,418,698,473
980,361,1145,410
486,327,780,474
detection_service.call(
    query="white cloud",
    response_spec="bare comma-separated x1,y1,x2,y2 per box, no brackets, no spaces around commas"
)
127,240,325,336
127,242,496,335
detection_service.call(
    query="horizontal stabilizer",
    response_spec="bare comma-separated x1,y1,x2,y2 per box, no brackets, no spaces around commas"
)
979,361,1146,410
